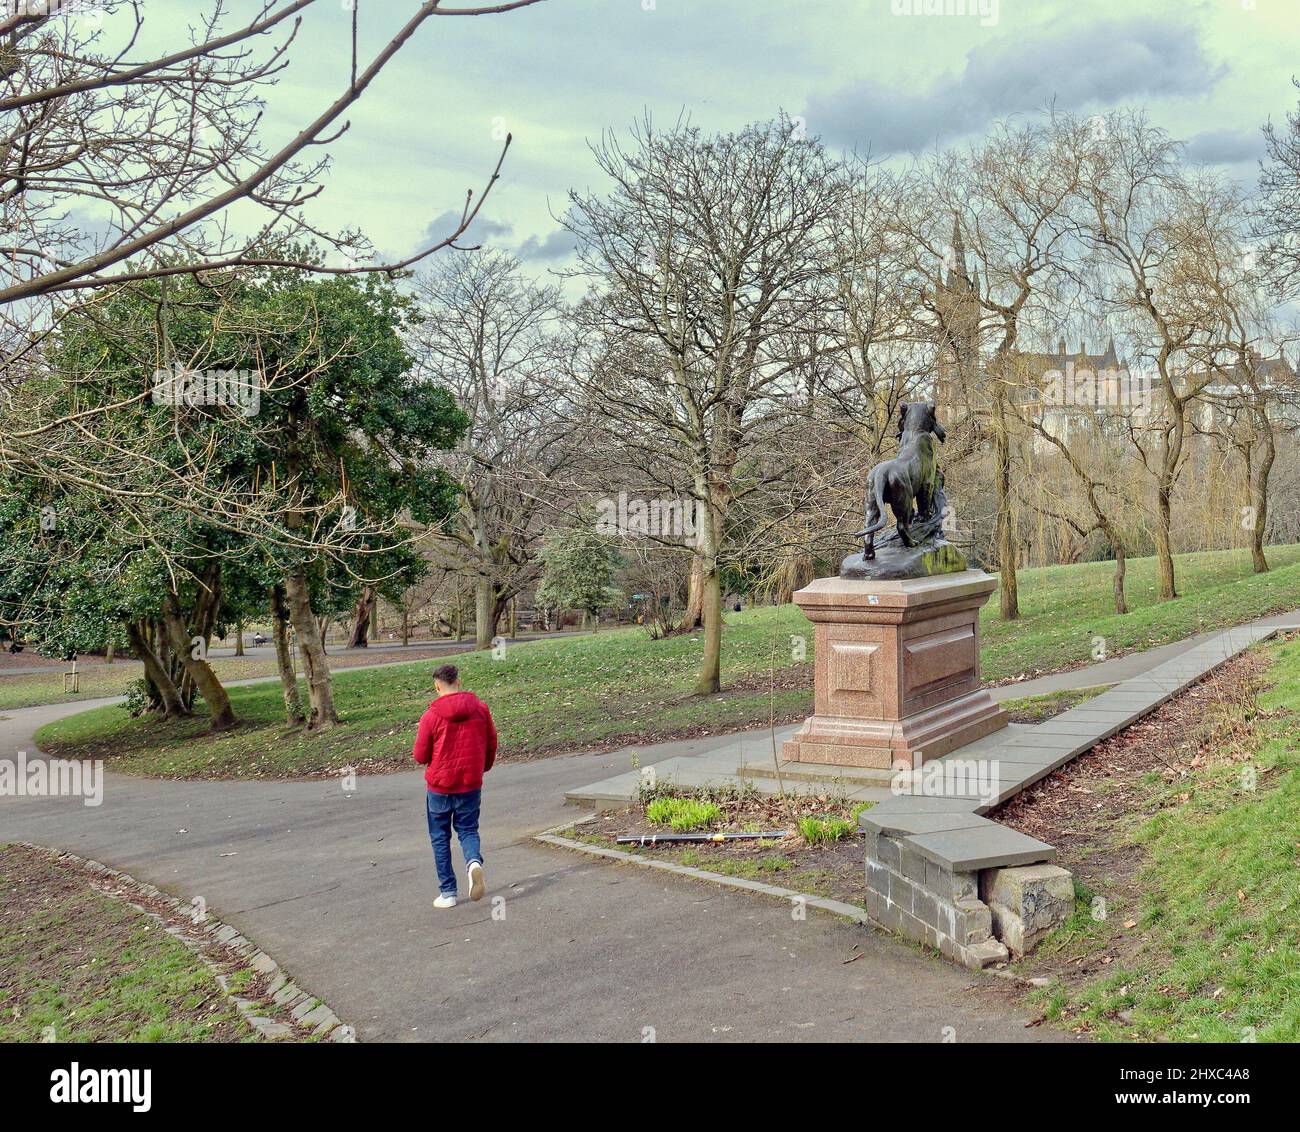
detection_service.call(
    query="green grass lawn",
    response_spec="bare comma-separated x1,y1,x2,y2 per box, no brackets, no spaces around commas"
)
1026,635,1300,1041
35,543,1300,780
0,657,285,712
0,639,510,712
0,845,258,1042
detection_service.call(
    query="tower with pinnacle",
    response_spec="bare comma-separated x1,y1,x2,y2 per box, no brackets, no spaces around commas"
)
932,216,981,412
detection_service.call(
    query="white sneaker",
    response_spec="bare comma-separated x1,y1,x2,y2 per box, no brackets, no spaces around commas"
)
433,893,457,909
467,861,485,902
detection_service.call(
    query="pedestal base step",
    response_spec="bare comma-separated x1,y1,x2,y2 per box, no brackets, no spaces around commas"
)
738,760,896,788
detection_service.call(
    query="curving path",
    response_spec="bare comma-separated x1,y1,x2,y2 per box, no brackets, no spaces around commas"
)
18,613,1290,1042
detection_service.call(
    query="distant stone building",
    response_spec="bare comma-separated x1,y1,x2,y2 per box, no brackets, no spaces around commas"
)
931,229,1158,446
1181,349,1299,433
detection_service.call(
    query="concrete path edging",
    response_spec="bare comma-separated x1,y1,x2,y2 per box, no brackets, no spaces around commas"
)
534,822,871,927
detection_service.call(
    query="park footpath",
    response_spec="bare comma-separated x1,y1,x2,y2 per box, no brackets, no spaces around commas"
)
3,611,1296,1042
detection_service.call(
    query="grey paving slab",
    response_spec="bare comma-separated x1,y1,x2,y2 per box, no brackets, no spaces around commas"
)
865,795,985,816
986,752,1077,775
1051,707,1146,723
862,810,990,837
905,824,1055,871
997,737,1089,756
1031,721,1120,736
1087,690,1169,703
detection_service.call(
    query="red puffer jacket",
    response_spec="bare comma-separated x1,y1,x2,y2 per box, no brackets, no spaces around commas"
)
412,691,498,794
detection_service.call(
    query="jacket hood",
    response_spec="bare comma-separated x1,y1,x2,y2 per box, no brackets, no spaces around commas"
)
430,690,480,722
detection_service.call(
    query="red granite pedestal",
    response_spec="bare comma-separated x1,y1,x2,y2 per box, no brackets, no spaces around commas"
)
782,569,1007,771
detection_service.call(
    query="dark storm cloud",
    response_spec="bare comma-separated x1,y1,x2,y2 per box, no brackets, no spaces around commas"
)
804,18,1227,155
1184,127,1264,165
516,228,577,262
419,211,514,249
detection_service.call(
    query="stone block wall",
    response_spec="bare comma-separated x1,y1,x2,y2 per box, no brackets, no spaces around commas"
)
863,827,1009,969
863,829,1073,969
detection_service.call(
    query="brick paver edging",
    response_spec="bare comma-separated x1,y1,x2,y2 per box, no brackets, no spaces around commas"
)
18,842,357,1043
535,823,871,927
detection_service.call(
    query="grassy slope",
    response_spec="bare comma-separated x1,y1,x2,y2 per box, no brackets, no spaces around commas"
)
0,845,256,1042
1032,636,1300,1041
36,543,1300,779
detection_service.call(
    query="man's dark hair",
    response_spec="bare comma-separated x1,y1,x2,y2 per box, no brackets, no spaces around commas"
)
432,663,459,686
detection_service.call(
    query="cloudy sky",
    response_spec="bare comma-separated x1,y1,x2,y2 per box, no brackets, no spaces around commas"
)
170,0,1300,275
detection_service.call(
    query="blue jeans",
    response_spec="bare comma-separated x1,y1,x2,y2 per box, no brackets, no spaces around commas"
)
425,789,483,896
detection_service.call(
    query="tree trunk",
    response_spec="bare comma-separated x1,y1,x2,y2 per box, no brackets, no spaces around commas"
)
993,401,1019,620
474,574,498,650
1154,478,1177,600
269,584,305,725
678,557,704,631
153,618,186,710
160,593,236,731
284,567,338,730
694,560,723,694
347,586,376,648
125,620,189,718
1251,433,1273,574
401,606,410,647
104,642,115,664
234,620,245,656
1111,541,1128,616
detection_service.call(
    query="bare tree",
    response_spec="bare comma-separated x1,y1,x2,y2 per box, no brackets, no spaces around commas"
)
564,115,844,694
897,117,1087,618
409,250,572,649
1256,78,1300,295
1065,110,1225,601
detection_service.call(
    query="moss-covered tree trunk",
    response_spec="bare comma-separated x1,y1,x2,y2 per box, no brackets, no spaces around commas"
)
125,620,188,718
269,584,305,725
284,567,338,730
160,593,236,731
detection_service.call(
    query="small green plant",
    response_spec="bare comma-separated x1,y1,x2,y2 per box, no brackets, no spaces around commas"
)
798,816,856,845
121,678,150,718
645,796,722,832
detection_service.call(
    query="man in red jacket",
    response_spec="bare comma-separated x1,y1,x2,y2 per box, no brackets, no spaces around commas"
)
412,663,497,908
